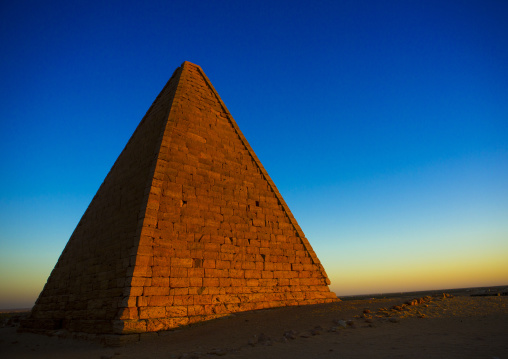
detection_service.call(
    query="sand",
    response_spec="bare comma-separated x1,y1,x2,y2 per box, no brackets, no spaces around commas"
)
1,293,507,359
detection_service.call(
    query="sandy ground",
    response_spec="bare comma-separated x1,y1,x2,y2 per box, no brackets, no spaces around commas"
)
1,293,507,359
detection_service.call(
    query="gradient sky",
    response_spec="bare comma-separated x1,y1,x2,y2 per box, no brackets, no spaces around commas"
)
1,0,507,309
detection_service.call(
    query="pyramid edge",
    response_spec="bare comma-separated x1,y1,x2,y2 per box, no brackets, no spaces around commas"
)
190,63,331,286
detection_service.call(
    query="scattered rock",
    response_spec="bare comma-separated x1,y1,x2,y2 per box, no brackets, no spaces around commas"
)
309,325,323,335
389,317,400,323
435,292,454,299
6,316,20,327
328,326,338,332
248,333,272,346
208,349,227,356
346,320,355,327
283,330,297,340
363,309,371,314
179,353,200,359
257,333,272,346
333,319,347,328
54,330,67,338
299,332,312,338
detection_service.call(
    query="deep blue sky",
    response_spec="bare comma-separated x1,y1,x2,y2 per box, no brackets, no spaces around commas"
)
1,0,507,308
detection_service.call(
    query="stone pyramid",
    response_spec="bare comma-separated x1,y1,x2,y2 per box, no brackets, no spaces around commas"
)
22,61,337,335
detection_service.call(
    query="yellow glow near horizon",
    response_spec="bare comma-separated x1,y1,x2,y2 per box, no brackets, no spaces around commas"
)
328,252,508,296
0,249,55,308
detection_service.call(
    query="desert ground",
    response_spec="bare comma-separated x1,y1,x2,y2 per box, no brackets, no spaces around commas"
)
1,288,507,359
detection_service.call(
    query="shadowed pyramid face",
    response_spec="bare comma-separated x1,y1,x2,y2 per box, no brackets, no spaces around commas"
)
21,61,336,335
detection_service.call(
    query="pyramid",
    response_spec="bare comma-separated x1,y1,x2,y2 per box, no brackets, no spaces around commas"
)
21,61,337,335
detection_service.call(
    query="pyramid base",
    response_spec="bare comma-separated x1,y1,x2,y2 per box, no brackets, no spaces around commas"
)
18,318,117,335
122,297,339,333
17,325,142,347
19,296,338,338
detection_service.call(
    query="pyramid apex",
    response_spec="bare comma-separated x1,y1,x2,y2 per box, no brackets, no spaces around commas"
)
181,60,200,68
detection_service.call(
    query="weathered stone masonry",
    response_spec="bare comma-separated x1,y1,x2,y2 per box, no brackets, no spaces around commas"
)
21,61,337,335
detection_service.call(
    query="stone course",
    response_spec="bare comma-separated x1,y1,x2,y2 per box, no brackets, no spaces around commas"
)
21,61,337,335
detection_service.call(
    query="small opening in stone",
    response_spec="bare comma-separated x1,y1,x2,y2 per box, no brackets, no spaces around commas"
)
255,201,260,207
181,200,187,207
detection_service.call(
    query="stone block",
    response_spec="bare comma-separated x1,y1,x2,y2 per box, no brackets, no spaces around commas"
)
169,277,190,287
203,277,219,286
146,318,172,332
139,306,165,319
170,267,188,277
189,277,203,287
152,266,171,277
245,269,261,278
118,296,137,308
203,259,216,268
152,277,169,287
143,287,169,296
165,305,188,317
137,296,149,307
116,307,139,320
148,296,173,307
173,295,194,305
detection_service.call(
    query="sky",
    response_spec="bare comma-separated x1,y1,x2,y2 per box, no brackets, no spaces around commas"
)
0,0,507,308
